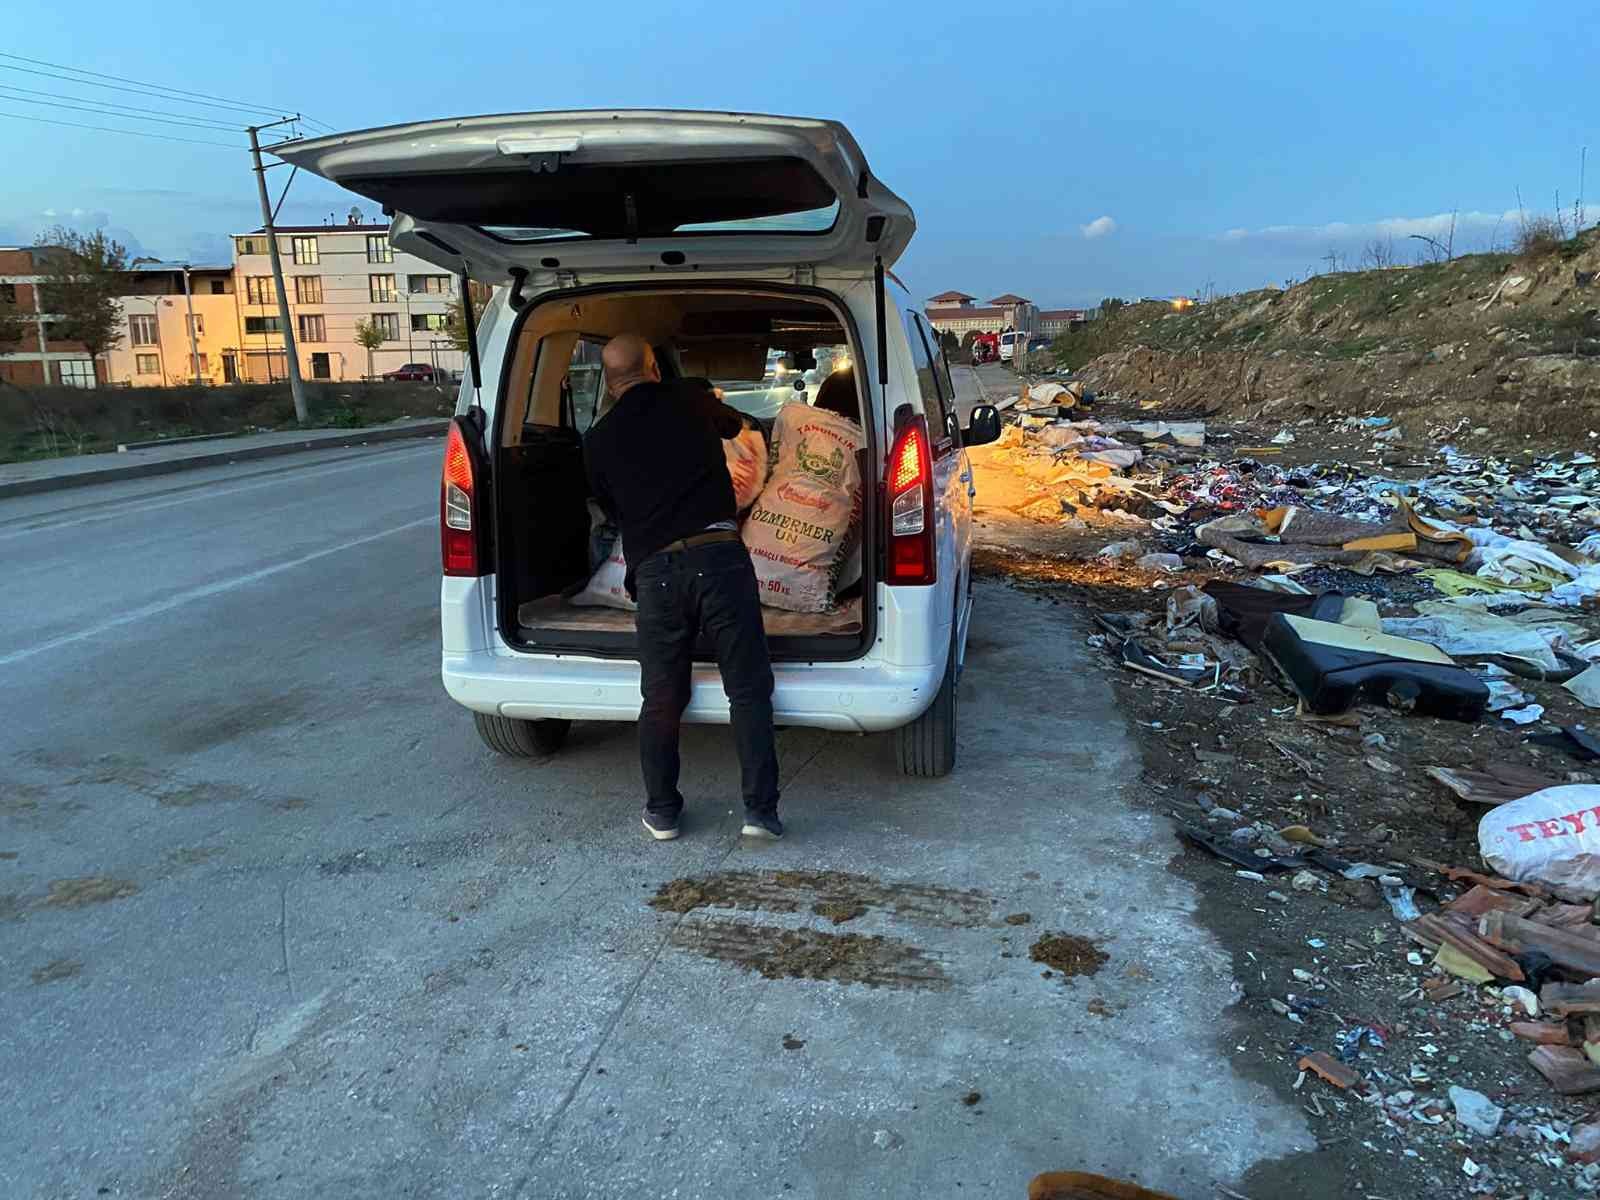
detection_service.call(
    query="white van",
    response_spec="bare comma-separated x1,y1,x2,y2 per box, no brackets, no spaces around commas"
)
998,330,1023,362
277,111,1001,776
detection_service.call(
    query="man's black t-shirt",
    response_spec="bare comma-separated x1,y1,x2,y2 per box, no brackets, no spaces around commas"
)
584,378,745,581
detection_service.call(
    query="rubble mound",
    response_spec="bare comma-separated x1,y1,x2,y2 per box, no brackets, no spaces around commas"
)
1066,229,1600,456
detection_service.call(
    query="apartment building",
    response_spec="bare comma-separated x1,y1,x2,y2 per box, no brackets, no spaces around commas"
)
104,264,243,386
924,292,1040,337
0,246,105,386
232,220,464,383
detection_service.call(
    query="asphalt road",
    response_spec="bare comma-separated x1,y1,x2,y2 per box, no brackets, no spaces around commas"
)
0,439,1309,1199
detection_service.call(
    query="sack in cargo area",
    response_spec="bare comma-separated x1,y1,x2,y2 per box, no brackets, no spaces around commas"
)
743,402,865,612
569,536,636,611
724,424,768,512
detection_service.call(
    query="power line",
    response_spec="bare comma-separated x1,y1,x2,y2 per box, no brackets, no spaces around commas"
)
0,61,287,120
0,89,249,135
0,109,244,150
0,51,296,120
0,82,241,129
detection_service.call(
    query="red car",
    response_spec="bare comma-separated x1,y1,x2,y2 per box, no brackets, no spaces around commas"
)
384,363,444,382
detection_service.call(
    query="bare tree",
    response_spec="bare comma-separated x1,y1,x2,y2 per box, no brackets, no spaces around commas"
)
0,284,30,352
1360,237,1396,269
34,226,129,371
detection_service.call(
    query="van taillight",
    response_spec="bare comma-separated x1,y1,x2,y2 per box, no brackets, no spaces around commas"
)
885,416,935,586
441,421,480,577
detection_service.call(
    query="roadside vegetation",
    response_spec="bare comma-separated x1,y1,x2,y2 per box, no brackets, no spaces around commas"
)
0,381,454,464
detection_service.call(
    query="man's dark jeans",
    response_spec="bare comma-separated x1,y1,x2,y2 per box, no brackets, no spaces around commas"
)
634,539,779,821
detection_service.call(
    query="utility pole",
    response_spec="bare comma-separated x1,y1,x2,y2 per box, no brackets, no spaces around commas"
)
248,120,308,423
179,264,200,385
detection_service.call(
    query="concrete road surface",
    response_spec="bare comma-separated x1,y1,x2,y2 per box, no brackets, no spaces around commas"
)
0,441,1309,1199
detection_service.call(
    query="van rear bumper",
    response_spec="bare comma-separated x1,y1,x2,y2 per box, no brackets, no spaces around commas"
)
442,651,940,733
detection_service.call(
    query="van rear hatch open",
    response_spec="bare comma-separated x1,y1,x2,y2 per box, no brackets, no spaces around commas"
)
271,110,915,284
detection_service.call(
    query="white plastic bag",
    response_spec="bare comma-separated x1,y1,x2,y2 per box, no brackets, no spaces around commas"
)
1478,785,1600,897
724,425,768,511
568,536,636,611
742,402,865,612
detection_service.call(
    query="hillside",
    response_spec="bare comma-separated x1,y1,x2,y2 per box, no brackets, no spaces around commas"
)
1057,228,1600,454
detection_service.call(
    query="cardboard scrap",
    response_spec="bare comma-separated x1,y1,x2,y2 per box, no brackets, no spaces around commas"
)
1426,763,1570,807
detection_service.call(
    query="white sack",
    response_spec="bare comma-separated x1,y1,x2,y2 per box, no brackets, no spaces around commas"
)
569,537,636,611
724,425,768,511
1479,785,1600,897
742,402,865,613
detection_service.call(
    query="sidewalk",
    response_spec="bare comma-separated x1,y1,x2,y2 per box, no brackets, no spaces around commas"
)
0,418,449,499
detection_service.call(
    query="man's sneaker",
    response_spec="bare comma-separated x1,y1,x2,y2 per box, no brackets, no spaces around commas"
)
642,811,681,841
740,811,784,840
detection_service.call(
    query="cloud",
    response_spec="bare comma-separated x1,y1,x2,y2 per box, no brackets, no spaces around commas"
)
1080,215,1118,240
1220,209,1524,247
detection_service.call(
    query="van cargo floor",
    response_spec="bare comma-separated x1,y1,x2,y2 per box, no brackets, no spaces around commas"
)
516,595,863,638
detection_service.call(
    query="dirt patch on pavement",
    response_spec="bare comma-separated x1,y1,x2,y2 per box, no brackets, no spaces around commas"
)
30,958,82,985
41,876,139,908
669,918,949,989
812,900,867,925
1029,933,1110,979
648,868,993,928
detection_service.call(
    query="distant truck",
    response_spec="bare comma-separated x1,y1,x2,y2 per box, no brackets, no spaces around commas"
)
970,332,999,364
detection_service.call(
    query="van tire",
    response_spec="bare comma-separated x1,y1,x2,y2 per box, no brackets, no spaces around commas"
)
473,713,571,758
897,628,957,777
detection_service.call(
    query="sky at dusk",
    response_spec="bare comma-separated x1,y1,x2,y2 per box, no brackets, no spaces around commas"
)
3,0,1595,306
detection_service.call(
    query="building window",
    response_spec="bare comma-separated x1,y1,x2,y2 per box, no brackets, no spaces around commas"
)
298,314,326,342
293,275,323,304
366,235,393,263
192,353,209,376
369,274,397,302
236,236,266,255
371,312,400,339
129,314,158,345
245,276,274,304
0,282,15,303
59,360,97,388
411,313,448,332
136,353,160,375
291,236,319,265
408,274,451,294
186,313,204,336
210,279,225,295
245,316,283,334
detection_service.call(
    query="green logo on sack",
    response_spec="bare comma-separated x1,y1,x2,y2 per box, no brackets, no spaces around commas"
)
795,437,845,483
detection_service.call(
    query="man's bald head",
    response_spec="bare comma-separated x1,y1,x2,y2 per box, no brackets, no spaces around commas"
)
602,334,660,398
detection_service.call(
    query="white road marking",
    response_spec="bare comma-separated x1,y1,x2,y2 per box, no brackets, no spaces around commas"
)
0,516,434,669
0,445,438,542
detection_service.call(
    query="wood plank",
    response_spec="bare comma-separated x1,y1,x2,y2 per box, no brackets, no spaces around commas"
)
1543,982,1600,1017
1528,1045,1600,1095
1444,884,1544,919
1511,1021,1574,1045
1480,912,1600,977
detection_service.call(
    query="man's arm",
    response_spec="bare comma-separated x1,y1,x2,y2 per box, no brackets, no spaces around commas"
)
676,377,746,438
584,436,618,522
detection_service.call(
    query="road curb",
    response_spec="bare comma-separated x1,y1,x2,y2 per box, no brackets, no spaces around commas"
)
0,421,449,500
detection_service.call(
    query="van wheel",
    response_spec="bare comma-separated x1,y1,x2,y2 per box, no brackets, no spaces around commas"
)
897,628,957,777
473,713,571,758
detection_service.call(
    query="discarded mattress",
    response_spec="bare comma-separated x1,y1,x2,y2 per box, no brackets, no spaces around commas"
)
1261,613,1489,720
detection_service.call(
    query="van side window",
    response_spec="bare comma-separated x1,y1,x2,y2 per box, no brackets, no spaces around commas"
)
566,338,606,433
902,311,956,450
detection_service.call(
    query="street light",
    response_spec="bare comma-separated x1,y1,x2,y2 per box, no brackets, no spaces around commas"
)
132,257,201,385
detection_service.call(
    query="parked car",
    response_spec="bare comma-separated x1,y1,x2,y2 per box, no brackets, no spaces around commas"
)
384,363,445,382
278,109,1002,776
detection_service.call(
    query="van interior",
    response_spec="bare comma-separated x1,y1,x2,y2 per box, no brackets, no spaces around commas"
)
491,287,875,661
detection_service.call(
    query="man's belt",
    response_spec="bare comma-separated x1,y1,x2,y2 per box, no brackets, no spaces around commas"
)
653,529,741,556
